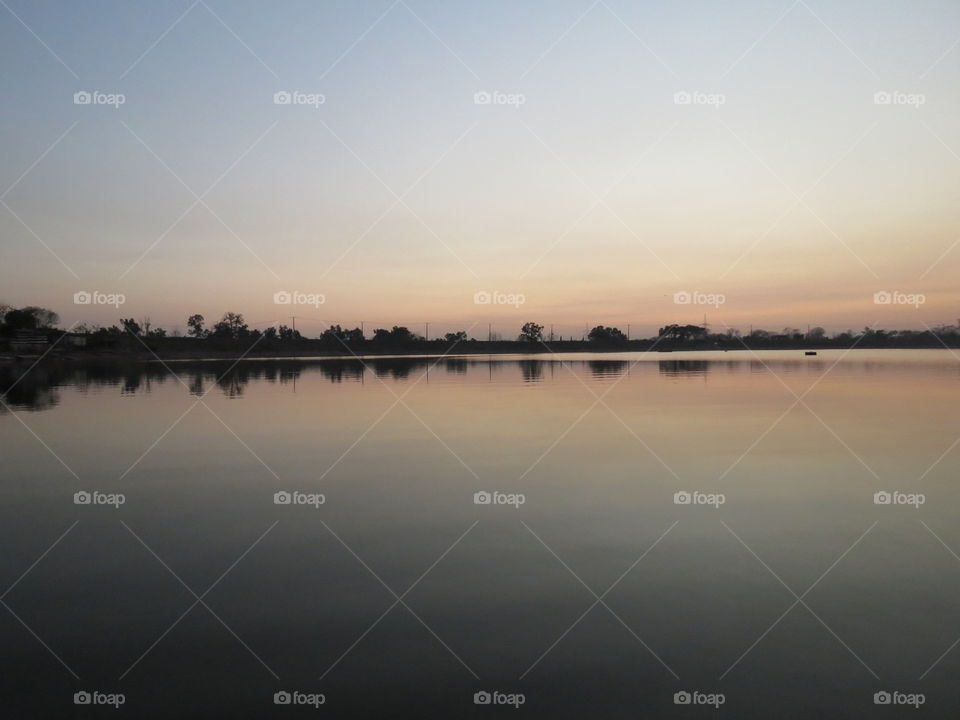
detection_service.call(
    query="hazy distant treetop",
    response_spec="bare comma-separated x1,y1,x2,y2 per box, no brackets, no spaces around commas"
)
658,324,706,342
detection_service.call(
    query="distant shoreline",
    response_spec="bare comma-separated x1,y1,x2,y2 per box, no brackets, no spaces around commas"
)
2,342,958,364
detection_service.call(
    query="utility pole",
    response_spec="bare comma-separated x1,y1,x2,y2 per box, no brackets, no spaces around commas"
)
290,316,298,332
425,322,429,341
627,323,631,341
361,320,364,338
550,324,554,342
488,323,492,342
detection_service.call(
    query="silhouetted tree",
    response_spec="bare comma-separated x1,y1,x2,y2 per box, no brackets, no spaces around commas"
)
120,318,142,335
588,326,627,344
187,314,205,338
24,306,59,328
3,309,38,331
519,322,544,342
320,325,347,343
211,312,249,341
3,306,59,331
390,326,415,343
444,331,468,343
278,325,301,342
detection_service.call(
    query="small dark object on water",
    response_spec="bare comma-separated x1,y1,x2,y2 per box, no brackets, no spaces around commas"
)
805,351,817,356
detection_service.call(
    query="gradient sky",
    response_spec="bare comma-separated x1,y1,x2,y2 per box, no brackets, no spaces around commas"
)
1,0,959,338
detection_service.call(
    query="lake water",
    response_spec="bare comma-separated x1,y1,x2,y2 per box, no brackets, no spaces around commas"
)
1,349,959,718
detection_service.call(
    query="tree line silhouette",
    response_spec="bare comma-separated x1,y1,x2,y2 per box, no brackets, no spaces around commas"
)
2,304,960,357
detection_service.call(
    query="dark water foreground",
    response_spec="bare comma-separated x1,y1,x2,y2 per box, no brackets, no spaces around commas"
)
1,350,959,718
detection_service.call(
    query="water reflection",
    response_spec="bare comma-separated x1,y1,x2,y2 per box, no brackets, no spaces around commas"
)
2,350,960,718
2,351,959,412
658,360,709,377
519,359,544,383
444,358,467,375
588,360,628,379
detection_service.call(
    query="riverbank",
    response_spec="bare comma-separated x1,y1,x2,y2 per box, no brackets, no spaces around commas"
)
2,339,958,364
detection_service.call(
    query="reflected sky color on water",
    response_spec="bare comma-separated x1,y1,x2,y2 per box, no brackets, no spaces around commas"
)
1,350,959,718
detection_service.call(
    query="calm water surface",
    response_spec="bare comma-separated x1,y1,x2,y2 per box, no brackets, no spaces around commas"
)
1,350,959,718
